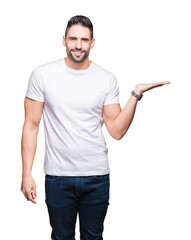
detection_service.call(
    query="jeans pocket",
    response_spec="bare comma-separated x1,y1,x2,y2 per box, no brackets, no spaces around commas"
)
95,174,109,180
45,174,60,182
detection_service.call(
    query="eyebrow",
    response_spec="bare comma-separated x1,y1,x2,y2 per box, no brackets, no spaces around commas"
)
81,38,90,41
68,36,90,41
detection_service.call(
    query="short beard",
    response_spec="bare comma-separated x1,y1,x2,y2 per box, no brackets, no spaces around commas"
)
66,47,90,63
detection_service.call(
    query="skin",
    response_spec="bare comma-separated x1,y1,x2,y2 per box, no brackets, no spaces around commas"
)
62,24,95,70
21,24,170,204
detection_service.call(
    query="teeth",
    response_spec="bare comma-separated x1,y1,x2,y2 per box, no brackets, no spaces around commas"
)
74,51,82,56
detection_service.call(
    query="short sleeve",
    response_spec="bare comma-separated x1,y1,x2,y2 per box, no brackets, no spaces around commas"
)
25,67,45,102
104,75,120,105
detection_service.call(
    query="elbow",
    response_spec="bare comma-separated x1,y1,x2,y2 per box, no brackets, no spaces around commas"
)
109,129,122,140
113,133,123,140
113,129,127,140
23,121,40,133
109,123,127,140
115,135,123,140
115,136,121,140
109,131,121,140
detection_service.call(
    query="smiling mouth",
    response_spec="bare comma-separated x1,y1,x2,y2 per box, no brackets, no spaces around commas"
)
72,50,84,57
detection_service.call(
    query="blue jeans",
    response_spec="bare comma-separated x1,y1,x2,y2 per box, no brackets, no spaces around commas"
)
45,173,110,240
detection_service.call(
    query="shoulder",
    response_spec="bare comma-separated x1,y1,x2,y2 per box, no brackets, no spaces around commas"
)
92,62,116,79
32,58,63,74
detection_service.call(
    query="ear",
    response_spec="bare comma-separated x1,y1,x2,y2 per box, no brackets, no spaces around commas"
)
90,38,95,49
62,36,66,47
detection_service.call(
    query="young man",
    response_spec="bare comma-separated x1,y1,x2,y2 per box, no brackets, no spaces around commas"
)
21,15,170,240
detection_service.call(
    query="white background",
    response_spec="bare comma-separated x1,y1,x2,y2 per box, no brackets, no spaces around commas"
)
0,0,191,239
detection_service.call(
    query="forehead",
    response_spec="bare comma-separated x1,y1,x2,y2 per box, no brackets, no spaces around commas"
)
67,24,91,39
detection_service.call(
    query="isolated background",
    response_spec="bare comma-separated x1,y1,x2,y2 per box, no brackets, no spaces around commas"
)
0,0,190,239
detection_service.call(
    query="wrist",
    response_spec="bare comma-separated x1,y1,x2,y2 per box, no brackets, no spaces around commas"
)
134,88,143,96
22,172,32,178
131,90,143,101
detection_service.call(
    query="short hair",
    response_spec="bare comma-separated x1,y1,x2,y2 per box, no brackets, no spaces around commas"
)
65,15,93,40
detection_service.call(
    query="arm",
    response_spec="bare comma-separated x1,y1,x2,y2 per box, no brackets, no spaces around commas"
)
21,97,44,204
103,81,170,140
103,96,137,140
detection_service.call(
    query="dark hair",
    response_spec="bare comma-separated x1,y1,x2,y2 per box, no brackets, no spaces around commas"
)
65,15,93,40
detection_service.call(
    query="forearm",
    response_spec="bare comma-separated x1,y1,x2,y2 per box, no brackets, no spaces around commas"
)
21,123,38,177
113,95,139,139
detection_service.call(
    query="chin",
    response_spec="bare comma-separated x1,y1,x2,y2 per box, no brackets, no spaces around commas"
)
67,50,89,64
72,56,88,64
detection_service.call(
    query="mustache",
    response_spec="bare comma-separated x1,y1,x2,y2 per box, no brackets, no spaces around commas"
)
71,48,85,52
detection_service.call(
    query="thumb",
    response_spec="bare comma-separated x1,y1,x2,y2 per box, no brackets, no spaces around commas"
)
31,187,37,199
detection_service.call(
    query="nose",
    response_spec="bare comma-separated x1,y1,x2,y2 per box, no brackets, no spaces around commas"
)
76,39,82,49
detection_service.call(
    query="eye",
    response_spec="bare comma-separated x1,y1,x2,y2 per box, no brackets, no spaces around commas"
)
82,38,89,42
69,37,76,41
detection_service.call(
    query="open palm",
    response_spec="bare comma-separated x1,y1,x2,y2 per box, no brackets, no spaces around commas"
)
135,81,170,95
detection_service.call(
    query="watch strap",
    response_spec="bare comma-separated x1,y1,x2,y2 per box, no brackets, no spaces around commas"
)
131,90,143,101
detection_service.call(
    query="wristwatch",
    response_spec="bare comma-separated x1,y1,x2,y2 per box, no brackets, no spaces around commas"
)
131,90,143,101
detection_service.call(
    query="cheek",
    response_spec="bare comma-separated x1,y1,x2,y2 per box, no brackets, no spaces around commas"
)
83,43,91,51
66,43,75,51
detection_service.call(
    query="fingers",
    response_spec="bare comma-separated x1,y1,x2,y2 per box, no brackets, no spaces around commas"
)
153,81,171,86
21,176,37,204
24,189,37,204
135,81,170,94
31,187,37,200
21,186,37,204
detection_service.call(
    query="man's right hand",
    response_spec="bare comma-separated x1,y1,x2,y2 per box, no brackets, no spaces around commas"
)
21,175,37,204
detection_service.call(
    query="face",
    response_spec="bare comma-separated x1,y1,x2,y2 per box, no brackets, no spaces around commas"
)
63,24,95,63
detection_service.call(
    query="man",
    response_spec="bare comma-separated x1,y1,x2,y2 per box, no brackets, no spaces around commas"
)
21,15,170,240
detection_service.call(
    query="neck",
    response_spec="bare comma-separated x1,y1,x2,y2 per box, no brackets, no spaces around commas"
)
64,57,91,70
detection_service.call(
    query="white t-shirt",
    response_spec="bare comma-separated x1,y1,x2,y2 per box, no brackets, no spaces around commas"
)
25,58,120,176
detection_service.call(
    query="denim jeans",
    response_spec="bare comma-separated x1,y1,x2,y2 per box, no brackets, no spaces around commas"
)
45,173,110,240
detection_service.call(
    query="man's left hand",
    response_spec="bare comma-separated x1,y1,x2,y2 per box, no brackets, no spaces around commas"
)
134,81,171,95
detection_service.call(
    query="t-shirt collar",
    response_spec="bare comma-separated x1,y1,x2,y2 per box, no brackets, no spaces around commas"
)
62,58,95,74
